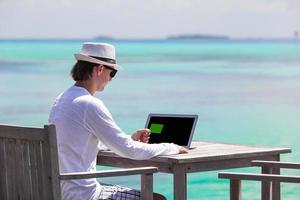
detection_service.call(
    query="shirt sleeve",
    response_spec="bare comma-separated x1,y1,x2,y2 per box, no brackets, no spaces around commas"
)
83,98,179,160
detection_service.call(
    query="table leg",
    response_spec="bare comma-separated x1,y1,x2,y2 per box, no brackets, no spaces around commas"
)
271,155,281,200
261,154,280,200
173,166,187,200
272,167,281,200
261,166,271,200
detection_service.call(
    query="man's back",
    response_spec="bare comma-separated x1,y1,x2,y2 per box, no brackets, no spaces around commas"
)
49,86,102,200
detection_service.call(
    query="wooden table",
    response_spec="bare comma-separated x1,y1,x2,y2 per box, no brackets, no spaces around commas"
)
97,141,291,200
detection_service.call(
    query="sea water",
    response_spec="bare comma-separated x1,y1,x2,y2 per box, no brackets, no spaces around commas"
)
1,39,300,199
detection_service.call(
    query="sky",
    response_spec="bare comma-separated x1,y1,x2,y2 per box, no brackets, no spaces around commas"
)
0,0,299,39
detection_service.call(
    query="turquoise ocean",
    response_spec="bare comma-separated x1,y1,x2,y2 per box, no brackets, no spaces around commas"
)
0,39,300,199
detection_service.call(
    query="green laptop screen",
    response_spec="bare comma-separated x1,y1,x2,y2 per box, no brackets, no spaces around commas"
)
149,123,164,134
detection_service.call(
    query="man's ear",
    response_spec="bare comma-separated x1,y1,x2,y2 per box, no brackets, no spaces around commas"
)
96,64,104,75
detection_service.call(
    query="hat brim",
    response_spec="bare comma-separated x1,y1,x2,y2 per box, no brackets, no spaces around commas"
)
74,53,122,70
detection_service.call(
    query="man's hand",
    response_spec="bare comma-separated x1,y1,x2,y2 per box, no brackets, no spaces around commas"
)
131,129,151,143
131,130,189,154
174,144,189,154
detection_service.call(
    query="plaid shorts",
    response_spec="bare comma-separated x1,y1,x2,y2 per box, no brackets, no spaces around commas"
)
98,183,141,200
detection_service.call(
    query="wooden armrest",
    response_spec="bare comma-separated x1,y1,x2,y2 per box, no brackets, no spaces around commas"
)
219,172,300,183
251,160,300,169
60,167,158,180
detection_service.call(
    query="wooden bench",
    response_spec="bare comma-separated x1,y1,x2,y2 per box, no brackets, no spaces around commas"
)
218,160,300,200
0,124,157,200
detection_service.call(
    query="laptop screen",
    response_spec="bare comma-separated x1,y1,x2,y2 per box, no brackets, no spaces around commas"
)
145,114,198,148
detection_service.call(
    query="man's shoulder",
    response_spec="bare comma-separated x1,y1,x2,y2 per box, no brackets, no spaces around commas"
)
76,95,103,106
75,95,109,115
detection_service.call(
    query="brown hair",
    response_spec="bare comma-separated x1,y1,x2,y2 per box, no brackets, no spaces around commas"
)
70,61,98,81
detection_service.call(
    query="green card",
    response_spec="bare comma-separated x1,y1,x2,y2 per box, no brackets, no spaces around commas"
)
150,123,164,134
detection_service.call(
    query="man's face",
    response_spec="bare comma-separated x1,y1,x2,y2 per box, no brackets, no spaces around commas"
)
96,65,114,91
103,65,117,78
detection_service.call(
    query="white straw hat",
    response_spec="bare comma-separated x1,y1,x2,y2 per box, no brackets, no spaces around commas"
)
74,42,121,70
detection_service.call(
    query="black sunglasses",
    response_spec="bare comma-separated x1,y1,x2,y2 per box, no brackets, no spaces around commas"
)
103,65,117,78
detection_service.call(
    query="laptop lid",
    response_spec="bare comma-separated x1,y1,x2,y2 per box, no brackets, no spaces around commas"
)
145,114,198,148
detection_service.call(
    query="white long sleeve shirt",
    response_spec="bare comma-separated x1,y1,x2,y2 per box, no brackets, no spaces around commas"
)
48,86,179,200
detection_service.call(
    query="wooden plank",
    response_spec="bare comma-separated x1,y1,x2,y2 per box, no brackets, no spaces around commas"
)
230,179,241,200
141,173,153,200
35,141,48,200
173,165,187,200
175,155,279,173
29,141,42,200
41,139,52,200
0,125,47,141
6,138,17,200
272,167,281,200
22,140,32,199
190,141,291,153
45,124,61,200
166,148,291,164
40,129,54,200
0,139,8,200
98,154,280,174
252,160,300,169
97,156,172,173
37,141,45,199
218,172,300,183
60,167,158,180
98,141,291,164
261,166,271,200
15,139,23,200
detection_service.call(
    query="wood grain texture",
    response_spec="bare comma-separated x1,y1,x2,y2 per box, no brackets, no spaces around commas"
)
97,141,290,200
230,179,241,200
60,167,157,180
219,172,300,183
0,124,56,200
1,124,157,200
98,141,290,164
252,160,300,169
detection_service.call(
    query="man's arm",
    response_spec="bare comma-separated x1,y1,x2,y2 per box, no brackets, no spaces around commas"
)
131,129,188,154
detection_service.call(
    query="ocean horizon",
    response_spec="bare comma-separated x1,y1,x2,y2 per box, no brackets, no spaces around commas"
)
0,39,299,199
1,37,299,44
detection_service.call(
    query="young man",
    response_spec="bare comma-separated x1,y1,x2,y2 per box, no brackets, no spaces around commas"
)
49,42,188,200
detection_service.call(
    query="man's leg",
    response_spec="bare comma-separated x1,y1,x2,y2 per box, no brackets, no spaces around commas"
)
98,183,166,200
153,192,166,200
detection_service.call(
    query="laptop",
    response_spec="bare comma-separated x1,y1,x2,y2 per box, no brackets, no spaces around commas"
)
145,114,198,149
